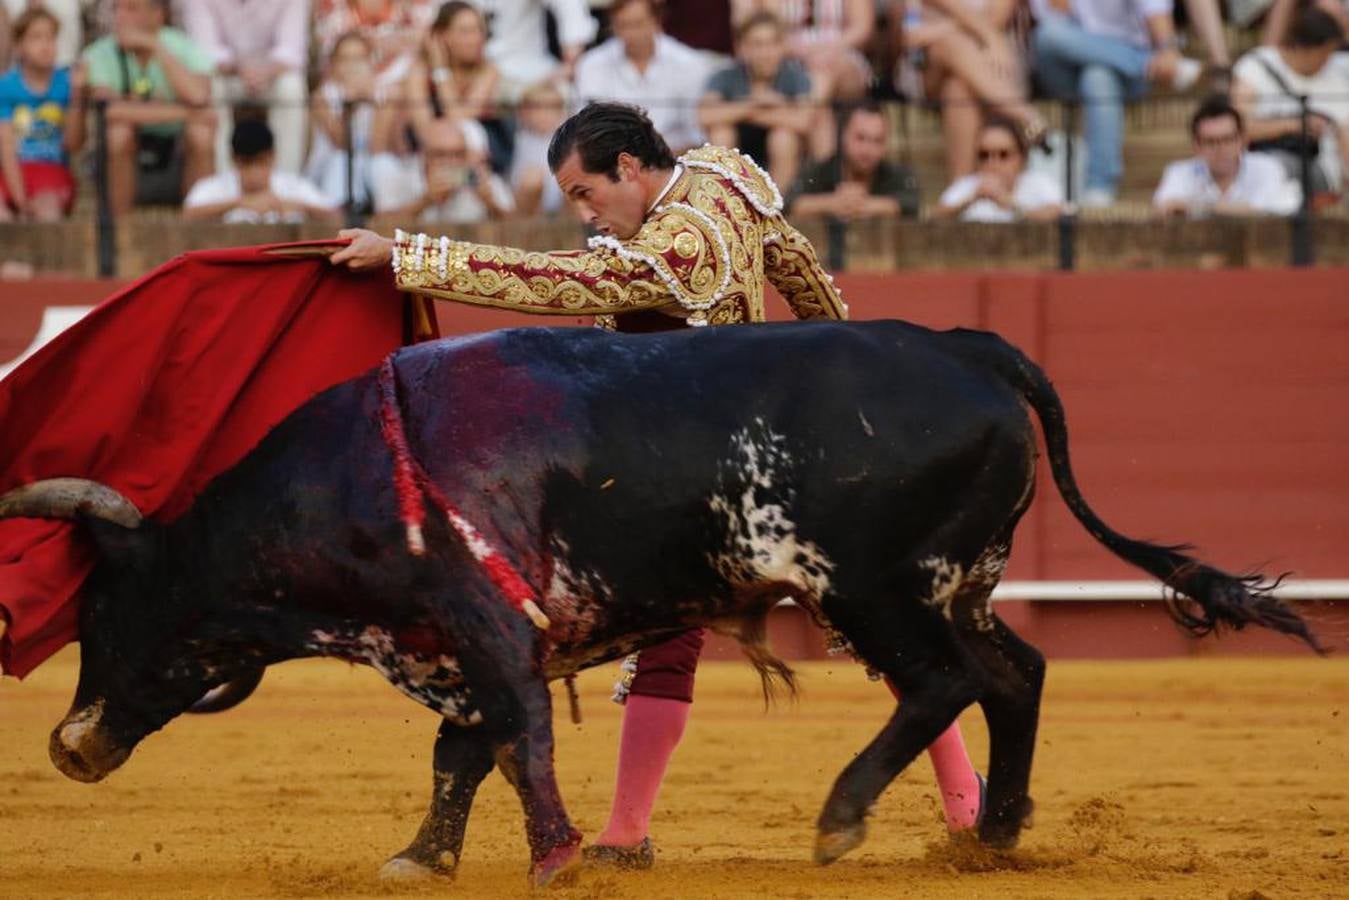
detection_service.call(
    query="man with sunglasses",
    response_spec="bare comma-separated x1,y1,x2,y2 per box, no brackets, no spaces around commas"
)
1154,95,1301,218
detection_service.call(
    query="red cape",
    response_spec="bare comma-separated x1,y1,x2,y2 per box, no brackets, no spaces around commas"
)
0,242,435,678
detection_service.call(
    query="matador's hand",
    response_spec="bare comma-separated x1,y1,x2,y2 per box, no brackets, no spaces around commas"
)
330,228,394,271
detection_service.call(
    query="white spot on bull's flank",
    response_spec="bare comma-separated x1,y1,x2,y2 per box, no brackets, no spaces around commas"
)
919,556,964,620
707,419,835,599
305,627,481,725
963,543,1009,632
858,409,874,437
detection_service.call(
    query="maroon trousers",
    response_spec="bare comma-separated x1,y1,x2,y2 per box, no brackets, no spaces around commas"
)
628,629,705,703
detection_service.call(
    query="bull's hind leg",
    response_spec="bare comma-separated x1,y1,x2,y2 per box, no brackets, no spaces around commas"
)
381,719,496,880
949,541,1045,849
813,592,982,864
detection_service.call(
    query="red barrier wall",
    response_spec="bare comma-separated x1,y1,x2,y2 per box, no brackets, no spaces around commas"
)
3,268,1346,656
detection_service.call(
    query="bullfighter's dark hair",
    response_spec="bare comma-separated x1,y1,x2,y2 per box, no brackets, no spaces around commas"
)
1285,6,1344,47
1190,94,1244,138
547,101,675,180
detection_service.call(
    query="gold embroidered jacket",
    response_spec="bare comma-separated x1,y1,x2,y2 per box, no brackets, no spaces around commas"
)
390,145,847,328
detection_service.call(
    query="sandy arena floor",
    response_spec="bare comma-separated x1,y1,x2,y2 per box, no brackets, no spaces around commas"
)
2,650,1346,898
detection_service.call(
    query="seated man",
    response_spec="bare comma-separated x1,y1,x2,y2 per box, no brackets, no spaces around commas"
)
1153,95,1301,218
182,0,308,176
787,101,920,220
183,119,338,224
82,0,215,214
370,118,514,225
574,0,710,154
699,10,813,191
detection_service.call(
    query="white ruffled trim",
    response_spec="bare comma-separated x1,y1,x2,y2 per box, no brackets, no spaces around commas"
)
391,227,405,276
587,203,732,325
684,145,784,216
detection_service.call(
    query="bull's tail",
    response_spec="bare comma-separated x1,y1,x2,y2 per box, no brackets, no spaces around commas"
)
956,331,1324,654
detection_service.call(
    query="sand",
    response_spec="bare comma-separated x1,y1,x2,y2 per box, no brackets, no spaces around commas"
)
2,650,1346,898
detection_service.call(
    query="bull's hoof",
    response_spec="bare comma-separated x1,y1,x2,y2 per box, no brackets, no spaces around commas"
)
530,843,582,889
378,852,455,882
582,837,655,871
813,821,866,865
977,796,1034,850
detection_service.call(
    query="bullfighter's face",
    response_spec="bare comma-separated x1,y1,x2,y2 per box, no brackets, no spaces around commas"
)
554,149,650,240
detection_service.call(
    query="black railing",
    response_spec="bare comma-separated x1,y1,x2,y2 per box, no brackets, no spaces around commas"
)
75,94,1340,276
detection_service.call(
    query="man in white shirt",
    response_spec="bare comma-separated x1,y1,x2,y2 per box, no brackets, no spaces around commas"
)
182,0,308,175
1154,95,1301,217
183,119,338,223
477,0,597,100
574,0,709,154
1031,0,1202,207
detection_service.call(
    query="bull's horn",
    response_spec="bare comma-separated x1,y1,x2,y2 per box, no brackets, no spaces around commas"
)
0,478,142,528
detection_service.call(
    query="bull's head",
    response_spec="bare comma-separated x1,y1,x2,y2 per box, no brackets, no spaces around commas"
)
1,479,259,782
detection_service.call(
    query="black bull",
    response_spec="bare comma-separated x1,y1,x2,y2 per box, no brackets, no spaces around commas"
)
0,320,1319,886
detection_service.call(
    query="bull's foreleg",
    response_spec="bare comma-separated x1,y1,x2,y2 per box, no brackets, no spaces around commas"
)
492,679,583,889
380,719,495,881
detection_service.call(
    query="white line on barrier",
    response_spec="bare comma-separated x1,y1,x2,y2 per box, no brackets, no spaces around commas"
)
776,579,1349,607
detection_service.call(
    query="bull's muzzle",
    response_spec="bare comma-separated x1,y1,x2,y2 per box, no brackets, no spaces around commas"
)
48,701,131,783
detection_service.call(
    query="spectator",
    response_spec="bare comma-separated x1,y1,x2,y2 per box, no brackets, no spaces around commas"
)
182,0,308,176
1233,6,1349,196
933,114,1064,220
892,0,1049,179
82,0,216,215
183,118,338,222
400,1,508,171
312,0,437,90
371,117,513,223
476,0,597,100
510,78,568,215
788,100,921,219
741,0,876,159
1031,0,1203,207
699,11,812,190
1153,94,1301,216
575,0,710,154
1262,0,1349,47
1,0,83,68
0,7,84,221
307,31,393,210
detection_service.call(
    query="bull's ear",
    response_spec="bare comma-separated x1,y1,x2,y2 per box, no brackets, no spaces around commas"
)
79,514,162,573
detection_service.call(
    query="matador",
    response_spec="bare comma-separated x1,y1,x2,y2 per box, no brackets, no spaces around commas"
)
332,101,982,870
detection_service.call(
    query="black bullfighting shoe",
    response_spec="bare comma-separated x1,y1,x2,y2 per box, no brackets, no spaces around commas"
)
582,837,655,870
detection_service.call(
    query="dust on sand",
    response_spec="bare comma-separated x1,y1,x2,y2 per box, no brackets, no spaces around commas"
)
2,652,1346,898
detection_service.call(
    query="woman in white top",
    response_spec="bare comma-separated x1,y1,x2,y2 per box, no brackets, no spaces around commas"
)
1233,6,1349,194
933,115,1063,221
